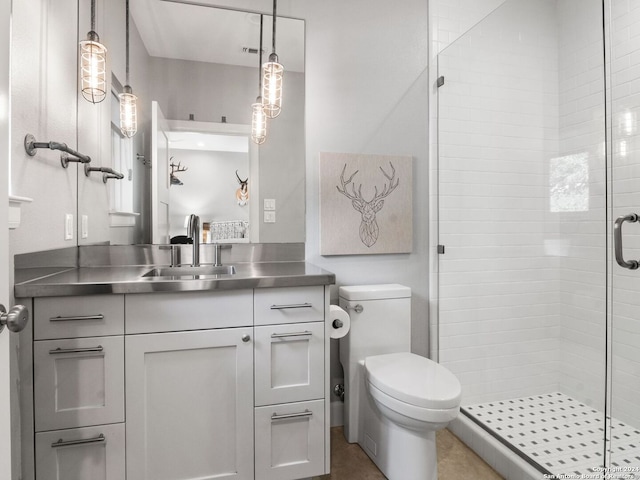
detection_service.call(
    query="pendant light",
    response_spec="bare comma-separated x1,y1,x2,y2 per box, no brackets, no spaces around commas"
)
119,0,138,137
251,15,267,145
262,0,283,119
80,0,108,104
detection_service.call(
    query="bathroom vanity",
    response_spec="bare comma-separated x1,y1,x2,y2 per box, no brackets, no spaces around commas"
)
15,245,335,480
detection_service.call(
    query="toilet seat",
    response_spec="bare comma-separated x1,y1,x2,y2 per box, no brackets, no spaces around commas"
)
364,352,461,409
367,381,460,428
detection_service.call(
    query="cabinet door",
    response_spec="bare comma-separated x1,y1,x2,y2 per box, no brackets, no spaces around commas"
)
33,336,124,431
254,322,324,406
255,399,325,480
35,423,125,480
126,328,254,480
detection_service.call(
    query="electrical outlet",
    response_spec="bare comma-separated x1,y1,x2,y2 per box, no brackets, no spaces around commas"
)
81,215,89,239
264,211,276,223
65,214,74,240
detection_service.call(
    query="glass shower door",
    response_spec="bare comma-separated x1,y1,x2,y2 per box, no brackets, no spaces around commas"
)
437,0,608,476
609,0,640,475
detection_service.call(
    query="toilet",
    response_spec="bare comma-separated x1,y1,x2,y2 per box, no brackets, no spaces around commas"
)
339,284,461,480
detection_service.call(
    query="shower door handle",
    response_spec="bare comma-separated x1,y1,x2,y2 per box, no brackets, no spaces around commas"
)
614,213,639,269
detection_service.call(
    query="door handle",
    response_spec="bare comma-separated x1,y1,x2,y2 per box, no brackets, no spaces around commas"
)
0,304,29,334
614,213,640,269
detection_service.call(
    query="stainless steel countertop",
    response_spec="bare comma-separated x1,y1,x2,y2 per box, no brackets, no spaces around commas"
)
14,262,336,298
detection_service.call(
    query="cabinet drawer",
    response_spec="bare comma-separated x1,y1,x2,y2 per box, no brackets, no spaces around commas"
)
34,336,124,432
254,286,325,326
34,295,124,340
35,423,125,480
126,290,253,333
255,399,325,480
255,322,324,406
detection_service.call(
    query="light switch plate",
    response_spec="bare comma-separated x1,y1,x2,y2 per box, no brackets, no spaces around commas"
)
264,199,276,211
264,211,276,223
64,214,73,240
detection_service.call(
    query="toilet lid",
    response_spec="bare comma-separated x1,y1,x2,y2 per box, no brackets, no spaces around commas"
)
365,352,461,410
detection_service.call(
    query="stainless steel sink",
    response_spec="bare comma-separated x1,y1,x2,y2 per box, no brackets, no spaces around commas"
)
143,265,236,278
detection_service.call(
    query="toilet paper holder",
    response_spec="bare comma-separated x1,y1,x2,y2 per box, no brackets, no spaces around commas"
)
332,304,362,329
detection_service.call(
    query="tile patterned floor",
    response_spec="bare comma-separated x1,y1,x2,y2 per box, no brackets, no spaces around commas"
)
315,426,503,480
465,392,640,479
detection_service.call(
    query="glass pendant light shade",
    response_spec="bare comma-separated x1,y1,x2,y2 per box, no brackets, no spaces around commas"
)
262,53,283,119
119,85,138,138
251,97,267,145
80,32,107,104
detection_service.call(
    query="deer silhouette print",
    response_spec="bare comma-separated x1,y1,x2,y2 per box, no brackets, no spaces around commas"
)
336,162,399,247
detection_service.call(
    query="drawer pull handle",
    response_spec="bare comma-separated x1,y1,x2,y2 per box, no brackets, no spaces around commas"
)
51,434,105,448
49,346,104,355
49,314,105,322
270,303,312,310
271,331,313,340
271,410,313,421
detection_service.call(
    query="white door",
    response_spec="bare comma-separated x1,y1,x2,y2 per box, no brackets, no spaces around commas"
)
0,0,12,477
151,101,171,243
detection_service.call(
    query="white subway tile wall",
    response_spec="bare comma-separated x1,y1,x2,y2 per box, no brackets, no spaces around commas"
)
556,0,607,413
438,0,565,406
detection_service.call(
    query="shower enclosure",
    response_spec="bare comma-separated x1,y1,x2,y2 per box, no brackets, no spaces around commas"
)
437,0,640,477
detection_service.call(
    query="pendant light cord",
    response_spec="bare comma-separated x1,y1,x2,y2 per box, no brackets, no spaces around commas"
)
258,15,263,96
90,0,96,32
271,0,277,54
125,0,130,85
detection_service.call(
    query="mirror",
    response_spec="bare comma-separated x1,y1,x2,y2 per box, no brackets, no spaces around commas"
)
166,128,253,243
78,0,305,245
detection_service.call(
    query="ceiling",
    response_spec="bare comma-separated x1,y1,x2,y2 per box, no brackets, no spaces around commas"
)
130,0,305,72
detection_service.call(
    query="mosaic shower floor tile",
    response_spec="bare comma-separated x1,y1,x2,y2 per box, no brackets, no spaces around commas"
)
465,392,640,479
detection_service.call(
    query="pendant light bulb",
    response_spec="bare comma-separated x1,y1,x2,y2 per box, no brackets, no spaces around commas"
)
251,97,267,145
80,31,108,104
262,53,283,119
119,85,138,138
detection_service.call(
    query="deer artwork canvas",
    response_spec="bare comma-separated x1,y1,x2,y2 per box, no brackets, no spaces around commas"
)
320,152,413,255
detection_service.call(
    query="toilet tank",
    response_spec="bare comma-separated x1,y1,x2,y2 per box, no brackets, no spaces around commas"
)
339,284,411,365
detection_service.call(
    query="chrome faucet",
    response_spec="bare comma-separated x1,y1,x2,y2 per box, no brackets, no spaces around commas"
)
187,214,200,266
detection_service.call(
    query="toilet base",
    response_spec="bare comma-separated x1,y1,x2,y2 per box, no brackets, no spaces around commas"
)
359,391,438,480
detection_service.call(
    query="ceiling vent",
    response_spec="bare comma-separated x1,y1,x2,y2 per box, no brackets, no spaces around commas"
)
242,47,265,55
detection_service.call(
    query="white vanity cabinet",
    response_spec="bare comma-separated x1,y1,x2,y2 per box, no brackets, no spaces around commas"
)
24,284,331,480
31,295,126,480
124,290,255,480
253,287,328,480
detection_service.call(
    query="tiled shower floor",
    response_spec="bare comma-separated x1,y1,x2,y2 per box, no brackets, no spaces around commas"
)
465,392,640,479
